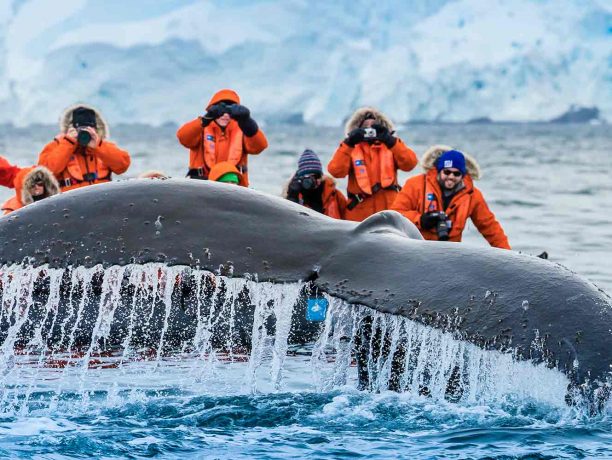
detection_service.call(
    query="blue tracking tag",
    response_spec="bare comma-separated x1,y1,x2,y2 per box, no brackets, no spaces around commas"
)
306,297,329,322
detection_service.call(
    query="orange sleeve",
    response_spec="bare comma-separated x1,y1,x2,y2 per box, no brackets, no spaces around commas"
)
91,141,131,174
176,118,203,149
470,189,511,249
38,137,77,176
327,142,353,178
0,156,21,188
243,129,268,155
390,176,424,227
391,138,418,172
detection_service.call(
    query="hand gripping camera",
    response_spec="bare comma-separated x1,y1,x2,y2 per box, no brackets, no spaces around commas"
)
435,211,451,241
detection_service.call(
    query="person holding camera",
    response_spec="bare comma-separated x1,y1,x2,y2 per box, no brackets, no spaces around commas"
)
1,165,60,214
391,146,510,249
176,89,268,186
38,105,131,192
284,149,347,219
327,107,418,222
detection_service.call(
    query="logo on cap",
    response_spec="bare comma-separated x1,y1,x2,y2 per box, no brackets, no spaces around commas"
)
444,160,453,168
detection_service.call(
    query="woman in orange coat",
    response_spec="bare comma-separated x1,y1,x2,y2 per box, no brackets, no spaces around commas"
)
391,146,510,249
38,105,131,192
284,149,347,219
176,89,268,186
1,165,60,214
327,107,418,222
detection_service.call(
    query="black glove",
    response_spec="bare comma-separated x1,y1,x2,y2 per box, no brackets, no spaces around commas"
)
286,176,302,202
420,212,440,230
229,104,250,121
372,124,397,148
344,128,365,147
201,104,226,126
230,104,259,137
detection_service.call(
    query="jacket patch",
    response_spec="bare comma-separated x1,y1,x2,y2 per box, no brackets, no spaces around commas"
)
205,134,215,142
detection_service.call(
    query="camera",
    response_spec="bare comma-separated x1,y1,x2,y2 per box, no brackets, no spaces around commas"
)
363,127,377,139
435,211,450,241
217,102,235,115
300,176,317,190
76,128,92,147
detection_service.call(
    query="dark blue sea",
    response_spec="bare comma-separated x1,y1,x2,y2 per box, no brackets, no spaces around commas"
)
0,123,610,459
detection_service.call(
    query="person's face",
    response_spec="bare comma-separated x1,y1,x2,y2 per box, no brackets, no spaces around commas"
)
361,118,375,128
216,113,231,128
439,168,463,190
30,183,45,197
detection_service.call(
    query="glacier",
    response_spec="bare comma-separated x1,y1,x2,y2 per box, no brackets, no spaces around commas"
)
0,0,610,127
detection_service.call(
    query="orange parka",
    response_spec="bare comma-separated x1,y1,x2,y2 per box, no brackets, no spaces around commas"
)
328,107,418,222
1,166,60,215
176,89,268,186
391,145,510,249
284,175,347,220
38,104,131,192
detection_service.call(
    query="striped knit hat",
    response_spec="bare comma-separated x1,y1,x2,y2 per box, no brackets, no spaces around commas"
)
297,149,323,177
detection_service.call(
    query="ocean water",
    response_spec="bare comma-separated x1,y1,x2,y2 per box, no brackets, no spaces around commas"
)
0,123,610,459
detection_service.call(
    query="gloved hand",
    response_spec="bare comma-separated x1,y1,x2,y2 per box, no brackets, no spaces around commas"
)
420,212,440,230
229,104,250,121
201,104,226,126
286,176,302,202
371,124,397,148
230,104,259,137
344,128,365,147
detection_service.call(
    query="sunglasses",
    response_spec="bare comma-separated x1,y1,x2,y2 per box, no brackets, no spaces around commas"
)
441,169,463,177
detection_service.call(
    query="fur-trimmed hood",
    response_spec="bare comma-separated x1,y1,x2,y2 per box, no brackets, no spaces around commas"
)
420,145,481,180
59,103,110,139
20,166,60,205
344,107,394,135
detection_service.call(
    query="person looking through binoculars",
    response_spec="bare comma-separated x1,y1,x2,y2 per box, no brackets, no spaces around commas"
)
177,89,268,186
38,105,131,192
284,149,347,219
391,147,510,249
327,107,418,221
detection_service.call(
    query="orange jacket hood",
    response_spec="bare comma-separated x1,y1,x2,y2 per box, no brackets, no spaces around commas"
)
208,161,243,182
206,89,241,109
14,165,60,206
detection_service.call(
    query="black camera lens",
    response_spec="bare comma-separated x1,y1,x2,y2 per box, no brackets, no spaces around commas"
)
77,130,92,147
301,177,316,190
436,214,450,241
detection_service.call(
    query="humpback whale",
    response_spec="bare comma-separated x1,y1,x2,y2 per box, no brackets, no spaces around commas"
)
0,180,610,409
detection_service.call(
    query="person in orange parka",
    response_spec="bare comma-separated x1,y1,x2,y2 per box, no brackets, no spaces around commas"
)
0,156,21,189
327,107,418,222
283,149,347,219
1,165,60,214
176,89,268,186
391,146,510,249
38,104,131,192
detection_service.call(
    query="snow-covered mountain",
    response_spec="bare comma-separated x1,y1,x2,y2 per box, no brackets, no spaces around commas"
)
0,0,610,126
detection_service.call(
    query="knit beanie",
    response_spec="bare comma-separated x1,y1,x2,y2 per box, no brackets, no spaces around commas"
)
436,150,466,174
297,149,323,177
217,172,240,184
